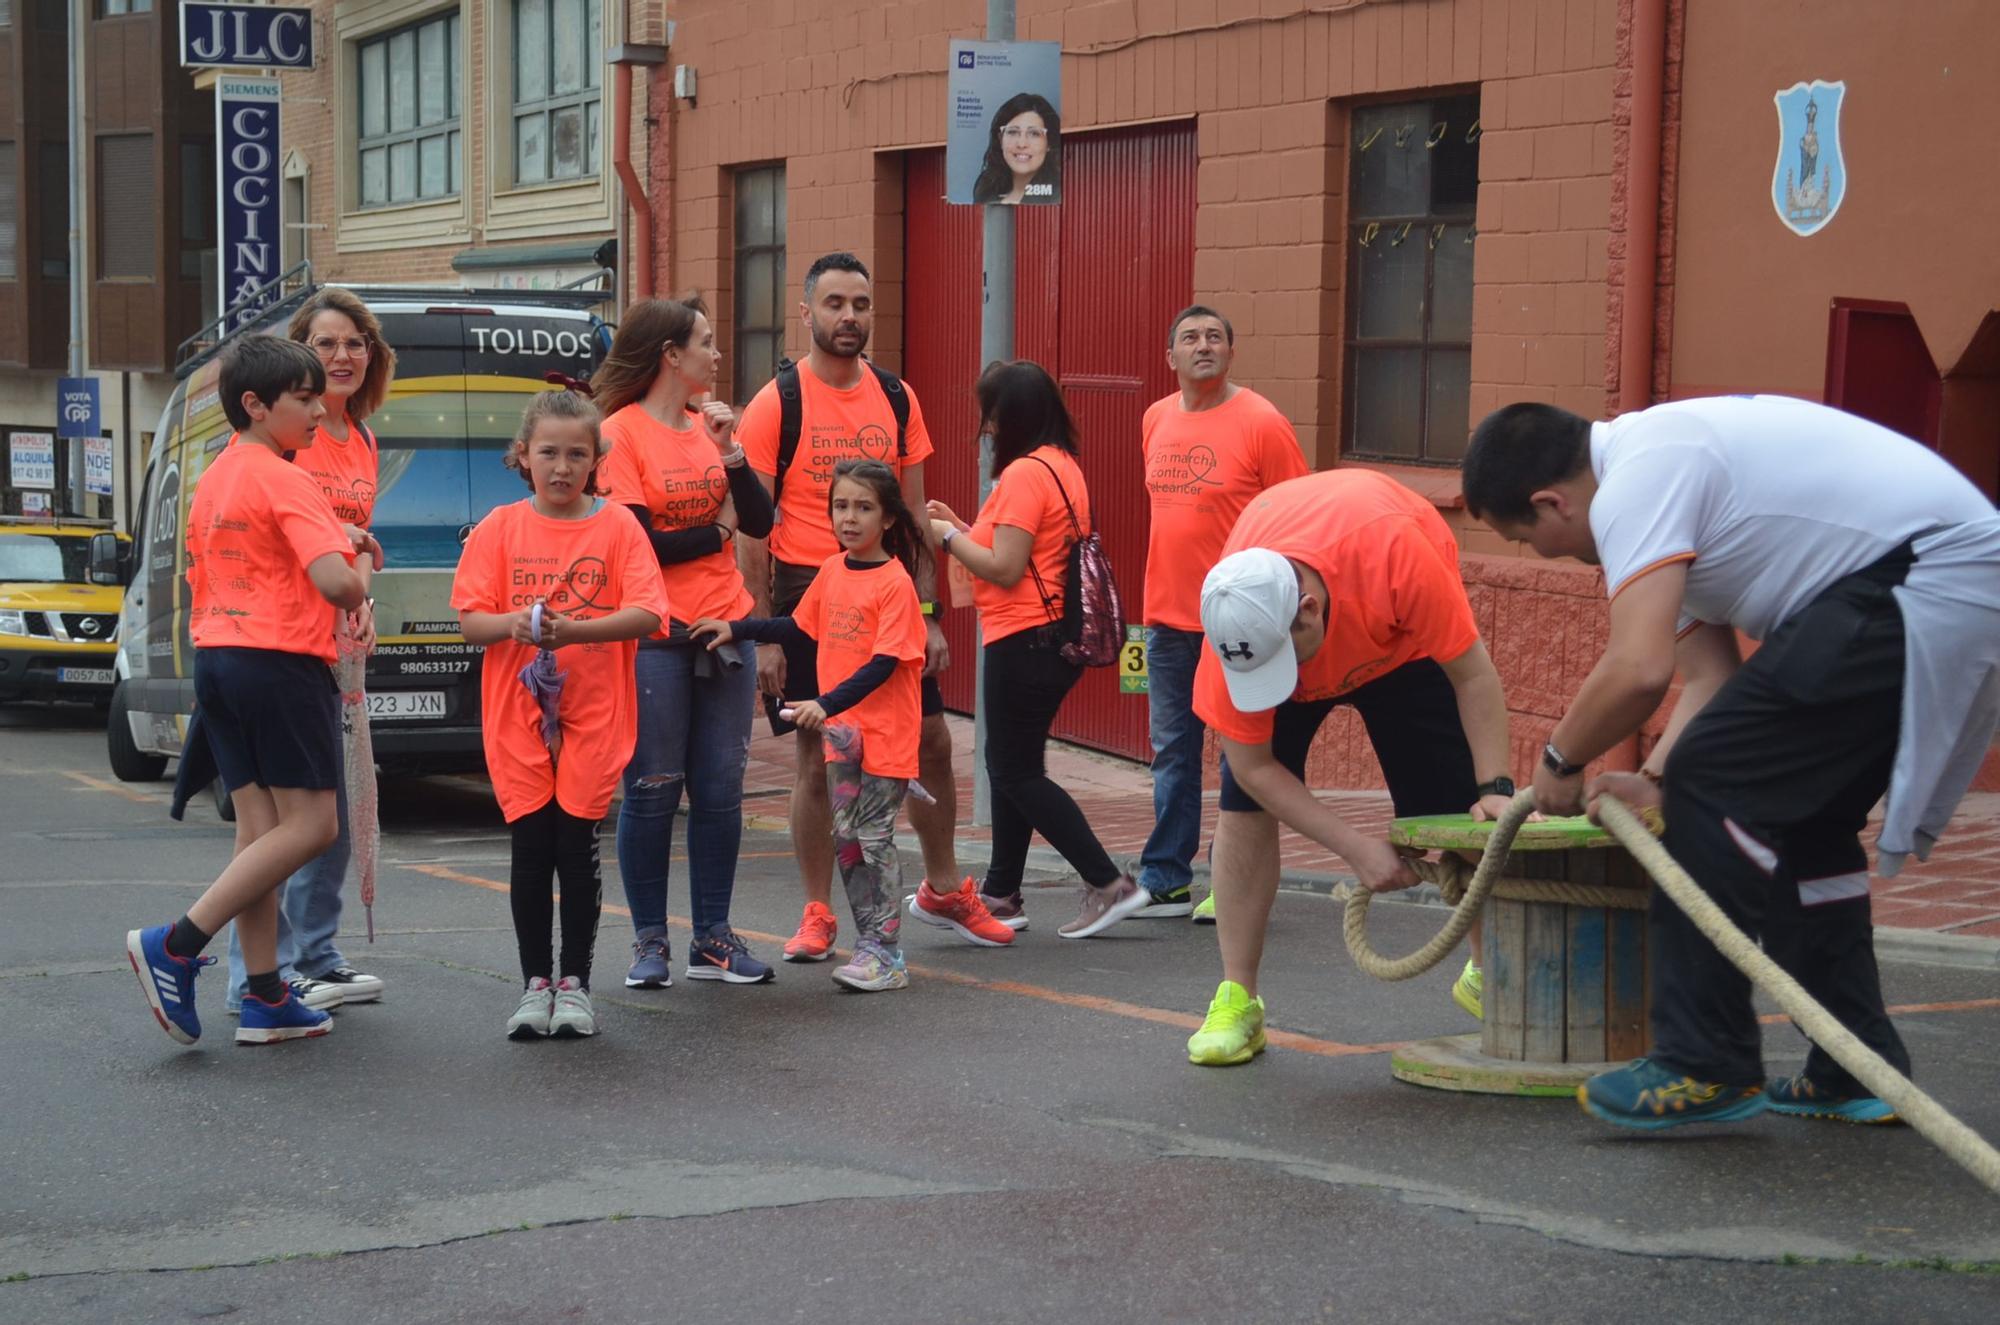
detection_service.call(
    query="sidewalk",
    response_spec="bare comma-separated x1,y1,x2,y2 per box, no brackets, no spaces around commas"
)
746,713,2000,943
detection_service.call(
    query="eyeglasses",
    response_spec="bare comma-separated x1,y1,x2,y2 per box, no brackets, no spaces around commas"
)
307,335,371,359
1001,126,1049,143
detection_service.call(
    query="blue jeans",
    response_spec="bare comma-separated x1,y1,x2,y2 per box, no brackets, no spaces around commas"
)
616,639,755,937
1138,625,1205,896
225,758,351,1008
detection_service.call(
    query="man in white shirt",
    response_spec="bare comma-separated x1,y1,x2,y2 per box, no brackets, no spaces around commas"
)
1463,395,2000,1132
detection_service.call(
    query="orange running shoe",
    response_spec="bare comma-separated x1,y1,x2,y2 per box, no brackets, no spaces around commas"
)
783,901,838,962
910,878,1016,947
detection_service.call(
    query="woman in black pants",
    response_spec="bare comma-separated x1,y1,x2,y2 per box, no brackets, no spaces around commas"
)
926,361,1146,940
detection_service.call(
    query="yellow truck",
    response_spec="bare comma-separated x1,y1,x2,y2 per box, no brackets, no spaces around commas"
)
0,519,126,705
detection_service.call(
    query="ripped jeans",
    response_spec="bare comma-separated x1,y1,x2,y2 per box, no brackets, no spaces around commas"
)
615,638,756,937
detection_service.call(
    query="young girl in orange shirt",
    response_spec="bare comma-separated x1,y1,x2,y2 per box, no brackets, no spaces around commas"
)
693,459,929,991
451,390,668,1038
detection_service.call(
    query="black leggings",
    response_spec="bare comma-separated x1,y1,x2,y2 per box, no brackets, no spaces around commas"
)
509,800,605,990
979,628,1121,894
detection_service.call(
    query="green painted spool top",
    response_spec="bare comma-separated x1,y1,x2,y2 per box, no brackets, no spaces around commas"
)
1389,812,1613,851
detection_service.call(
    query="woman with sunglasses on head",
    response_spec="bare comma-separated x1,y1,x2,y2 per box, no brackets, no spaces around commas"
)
221,287,399,1018
592,298,780,988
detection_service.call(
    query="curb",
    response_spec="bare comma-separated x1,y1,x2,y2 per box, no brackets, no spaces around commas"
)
745,813,2000,972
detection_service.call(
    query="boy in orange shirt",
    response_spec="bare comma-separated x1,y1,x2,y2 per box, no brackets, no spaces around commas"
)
127,335,377,1047
453,390,667,1039
1182,470,1518,1066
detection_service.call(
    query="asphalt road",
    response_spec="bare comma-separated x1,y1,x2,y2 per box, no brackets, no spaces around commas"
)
4,702,1999,1323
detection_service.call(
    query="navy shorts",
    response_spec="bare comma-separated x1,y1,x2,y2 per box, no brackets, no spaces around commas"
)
767,559,943,734
1218,657,1475,816
193,647,341,792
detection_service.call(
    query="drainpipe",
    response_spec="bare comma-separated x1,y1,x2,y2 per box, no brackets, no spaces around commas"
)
608,36,669,302
1605,0,1670,774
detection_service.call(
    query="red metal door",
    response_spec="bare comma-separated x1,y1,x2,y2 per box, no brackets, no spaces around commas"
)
1824,297,1941,445
904,122,1197,761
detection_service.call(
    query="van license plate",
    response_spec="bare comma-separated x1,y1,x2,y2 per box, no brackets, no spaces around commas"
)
59,668,113,685
366,690,445,720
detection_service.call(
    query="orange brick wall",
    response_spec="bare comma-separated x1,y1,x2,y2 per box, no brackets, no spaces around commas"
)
650,0,1640,789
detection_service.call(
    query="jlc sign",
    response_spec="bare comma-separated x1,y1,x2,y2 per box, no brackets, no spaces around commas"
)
217,76,282,326
180,2,314,70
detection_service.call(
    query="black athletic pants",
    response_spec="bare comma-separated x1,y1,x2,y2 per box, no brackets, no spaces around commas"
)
509,799,605,990
1652,544,1915,1093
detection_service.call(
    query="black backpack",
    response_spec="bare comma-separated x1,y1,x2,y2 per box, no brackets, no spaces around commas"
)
772,357,911,502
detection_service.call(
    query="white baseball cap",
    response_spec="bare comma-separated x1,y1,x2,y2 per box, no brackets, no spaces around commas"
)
1201,548,1300,712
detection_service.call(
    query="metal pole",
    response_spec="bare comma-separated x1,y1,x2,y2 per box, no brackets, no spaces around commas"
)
66,0,84,380
971,0,1016,827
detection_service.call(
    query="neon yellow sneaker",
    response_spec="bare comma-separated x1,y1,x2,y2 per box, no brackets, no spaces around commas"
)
1191,892,1216,924
1187,980,1266,1066
1452,958,1483,1020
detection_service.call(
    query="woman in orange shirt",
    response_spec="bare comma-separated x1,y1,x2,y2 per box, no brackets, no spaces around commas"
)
593,299,778,988
928,361,1147,941
452,390,667,1040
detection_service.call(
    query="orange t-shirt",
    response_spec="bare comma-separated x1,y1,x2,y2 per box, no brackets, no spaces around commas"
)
1141,388,1309,631
186,440,355,663
1193,469,1480,745
292,416,379,526
739,361,936,566
597,403,753,627
794,552,927,779
449,500,670,823
966,446,1091,645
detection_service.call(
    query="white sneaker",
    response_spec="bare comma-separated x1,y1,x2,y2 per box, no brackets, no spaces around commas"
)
315,964,384,1003
507,977,554,1039
549,976,597,1037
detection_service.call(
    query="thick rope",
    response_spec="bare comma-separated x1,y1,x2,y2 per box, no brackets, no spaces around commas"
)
1409,853,1648,910
1340,789,2000,1195
1594,796,2000,1196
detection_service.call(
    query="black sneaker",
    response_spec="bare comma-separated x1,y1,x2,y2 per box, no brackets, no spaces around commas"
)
314,965,383,1003
1134,884,1194,919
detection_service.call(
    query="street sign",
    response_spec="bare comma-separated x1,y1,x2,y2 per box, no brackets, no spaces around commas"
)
56,377,100,440
10,433,56,490
947,40,1061,205
84,436,115,497
180,2,314,70
217,76,283,327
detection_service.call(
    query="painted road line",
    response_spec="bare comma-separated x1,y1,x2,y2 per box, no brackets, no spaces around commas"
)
406,862,1399,1058
60,770,161,805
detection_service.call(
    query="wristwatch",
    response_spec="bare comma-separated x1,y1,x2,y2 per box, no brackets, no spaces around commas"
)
940,526,959,549
1475,777,1516,798
1541,742,1586,778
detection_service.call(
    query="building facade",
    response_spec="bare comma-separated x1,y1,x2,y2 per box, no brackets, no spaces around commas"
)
638,0,2000,782
0,0,658,530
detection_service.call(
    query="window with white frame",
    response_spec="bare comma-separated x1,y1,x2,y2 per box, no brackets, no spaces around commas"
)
513,0,602,186
99,0,154,14
356,11,462,208
733,166,786,404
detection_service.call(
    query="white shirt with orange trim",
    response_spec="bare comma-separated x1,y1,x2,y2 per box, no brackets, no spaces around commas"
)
1588,394,2000,874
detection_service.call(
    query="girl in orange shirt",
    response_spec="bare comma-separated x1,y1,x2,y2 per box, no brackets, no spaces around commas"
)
693,460,929,991
452,391,668,1039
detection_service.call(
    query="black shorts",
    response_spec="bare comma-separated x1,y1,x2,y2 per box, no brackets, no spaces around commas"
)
1218,657,1475,816
193,647,341,792
767,559,942,734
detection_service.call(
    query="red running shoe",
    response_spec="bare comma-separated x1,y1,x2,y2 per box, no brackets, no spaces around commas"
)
783,901,838,962
910,878,1016,947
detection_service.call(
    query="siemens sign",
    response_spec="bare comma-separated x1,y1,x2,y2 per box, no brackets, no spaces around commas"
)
180,2,315,70
216,77,282,326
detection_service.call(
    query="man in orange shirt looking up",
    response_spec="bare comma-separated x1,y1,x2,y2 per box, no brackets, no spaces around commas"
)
738,253,1014,960
1182,470,1517,1067
1133,306,1308,920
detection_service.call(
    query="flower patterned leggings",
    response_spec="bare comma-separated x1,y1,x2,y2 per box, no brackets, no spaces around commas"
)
827,754,907,948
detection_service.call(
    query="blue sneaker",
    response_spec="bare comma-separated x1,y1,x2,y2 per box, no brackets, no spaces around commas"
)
685,928,775,984
1579,1058,1769,1130
126,925,213,1046
235,989,334,1045
624,925,673,989
1767,1073,1901,1125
